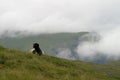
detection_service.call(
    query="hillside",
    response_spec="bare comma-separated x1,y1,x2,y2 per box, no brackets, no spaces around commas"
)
0,46,120,80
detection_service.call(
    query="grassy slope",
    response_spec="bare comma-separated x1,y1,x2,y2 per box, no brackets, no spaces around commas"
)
0,46,120,80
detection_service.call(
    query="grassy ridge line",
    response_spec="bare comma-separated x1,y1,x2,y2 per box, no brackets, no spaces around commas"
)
0,46,119,80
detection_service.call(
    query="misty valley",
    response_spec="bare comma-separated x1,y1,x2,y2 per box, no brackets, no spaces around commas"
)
0,32,119,64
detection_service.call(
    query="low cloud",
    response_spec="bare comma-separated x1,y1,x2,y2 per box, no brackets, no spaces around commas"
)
76,28,120,62
57,28,120,63
56,48,75,60
0,0,120,35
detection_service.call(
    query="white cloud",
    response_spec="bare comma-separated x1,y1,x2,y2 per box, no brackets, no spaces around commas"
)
76,27,120,61
56,48,75,60
0,0,120,34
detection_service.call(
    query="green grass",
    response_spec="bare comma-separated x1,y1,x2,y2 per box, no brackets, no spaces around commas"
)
0,46,120,80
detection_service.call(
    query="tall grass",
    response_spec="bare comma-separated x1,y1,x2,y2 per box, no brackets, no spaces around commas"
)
0,46,120,80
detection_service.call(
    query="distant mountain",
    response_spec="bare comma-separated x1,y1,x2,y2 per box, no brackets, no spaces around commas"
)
0,32,117,63
0,32,90,54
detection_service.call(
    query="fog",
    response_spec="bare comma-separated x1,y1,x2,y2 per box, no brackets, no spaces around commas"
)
0,0,120,62
76,27,120,62
1,0,120,34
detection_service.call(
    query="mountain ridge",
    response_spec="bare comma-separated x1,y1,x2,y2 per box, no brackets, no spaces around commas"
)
0,32,119,63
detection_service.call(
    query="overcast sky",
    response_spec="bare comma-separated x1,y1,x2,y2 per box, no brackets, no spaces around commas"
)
0,0,120,61
0,0,120,35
